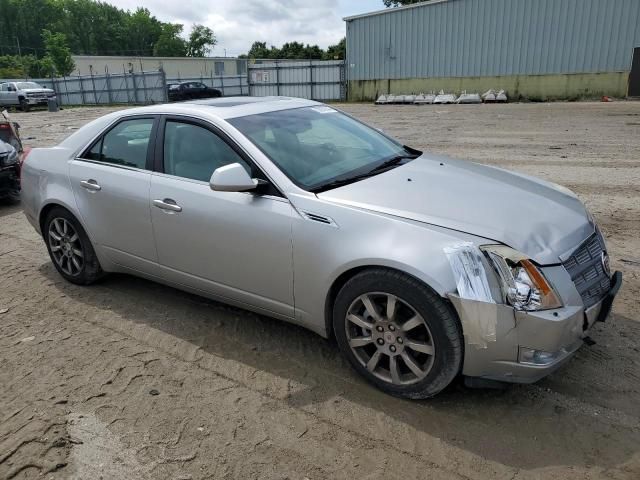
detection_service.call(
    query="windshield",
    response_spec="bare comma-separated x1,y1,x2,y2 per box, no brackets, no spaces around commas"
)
229,106,412,191
16,82,42,89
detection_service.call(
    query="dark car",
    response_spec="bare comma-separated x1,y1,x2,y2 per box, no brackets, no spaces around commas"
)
0,139,20,201
168,82,222,102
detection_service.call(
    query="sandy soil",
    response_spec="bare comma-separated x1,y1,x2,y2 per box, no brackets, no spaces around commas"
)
0,102,639,480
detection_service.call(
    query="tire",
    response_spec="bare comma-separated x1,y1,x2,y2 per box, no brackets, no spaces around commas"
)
44,207,104,285
19,98,30,112
333,269,463,399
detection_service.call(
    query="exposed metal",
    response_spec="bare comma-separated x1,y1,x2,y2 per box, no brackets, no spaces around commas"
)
248,60,346,101
345,0,640,81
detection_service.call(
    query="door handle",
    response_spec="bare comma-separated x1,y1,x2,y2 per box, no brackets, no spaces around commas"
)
80,179,101,191
153,198,182,213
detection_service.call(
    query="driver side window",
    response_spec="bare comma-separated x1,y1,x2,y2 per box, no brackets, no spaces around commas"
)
163,121,250,182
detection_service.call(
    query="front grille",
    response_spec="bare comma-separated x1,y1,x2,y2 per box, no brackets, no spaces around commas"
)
563,232,610,308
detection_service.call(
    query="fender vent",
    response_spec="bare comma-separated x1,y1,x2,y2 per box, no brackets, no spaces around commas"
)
301,211,337,227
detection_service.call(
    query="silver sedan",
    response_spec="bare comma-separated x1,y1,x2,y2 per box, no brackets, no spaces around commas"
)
20,97,621,398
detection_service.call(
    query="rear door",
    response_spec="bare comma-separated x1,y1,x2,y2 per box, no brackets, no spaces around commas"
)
69,115,159,273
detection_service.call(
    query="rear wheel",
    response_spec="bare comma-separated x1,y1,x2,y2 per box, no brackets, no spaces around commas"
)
333,269,463,399
44,207,103,285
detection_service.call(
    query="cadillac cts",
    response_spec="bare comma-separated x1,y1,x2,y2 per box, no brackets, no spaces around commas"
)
21,97,622,398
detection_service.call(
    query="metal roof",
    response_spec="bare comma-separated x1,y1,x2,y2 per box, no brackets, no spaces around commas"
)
343,0,454,21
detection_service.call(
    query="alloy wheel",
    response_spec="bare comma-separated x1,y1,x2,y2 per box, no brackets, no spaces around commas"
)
48,218,84,276
345,292,436,385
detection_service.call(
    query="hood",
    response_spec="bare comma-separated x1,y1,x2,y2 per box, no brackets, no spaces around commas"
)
318,155,594,265
22,88,54,93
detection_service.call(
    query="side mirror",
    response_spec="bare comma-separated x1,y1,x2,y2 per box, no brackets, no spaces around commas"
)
210,163,258,192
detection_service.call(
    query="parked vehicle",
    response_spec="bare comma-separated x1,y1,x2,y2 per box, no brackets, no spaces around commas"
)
0,139,20,201
0,81,56,111
0,111,23,152
168,81,222,102
20,97,621,398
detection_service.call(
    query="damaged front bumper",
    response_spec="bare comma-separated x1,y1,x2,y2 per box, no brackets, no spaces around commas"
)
449,270,622,384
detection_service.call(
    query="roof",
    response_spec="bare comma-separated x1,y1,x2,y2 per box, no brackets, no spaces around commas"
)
126,96,321,120
343,0,453,21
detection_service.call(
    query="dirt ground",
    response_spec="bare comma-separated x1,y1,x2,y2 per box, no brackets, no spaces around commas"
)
1,101,639,480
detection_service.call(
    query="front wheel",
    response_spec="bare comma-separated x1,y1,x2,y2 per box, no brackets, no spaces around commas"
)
19,98,30,112
333,269,463,399
44,207,104,285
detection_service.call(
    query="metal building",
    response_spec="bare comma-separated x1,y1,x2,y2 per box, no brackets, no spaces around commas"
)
344,0,640,101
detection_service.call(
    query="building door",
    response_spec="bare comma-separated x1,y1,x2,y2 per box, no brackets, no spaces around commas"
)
630,48,640,97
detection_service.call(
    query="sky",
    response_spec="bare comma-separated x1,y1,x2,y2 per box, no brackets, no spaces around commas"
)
106,0,383,57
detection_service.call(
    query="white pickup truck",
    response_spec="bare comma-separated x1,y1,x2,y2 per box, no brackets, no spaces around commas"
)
0,81,56,111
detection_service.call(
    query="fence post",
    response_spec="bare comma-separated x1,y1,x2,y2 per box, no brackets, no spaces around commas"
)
239,75,243,96
132,72,139,104
49,68,61,107
220,75,225,96
140,71,148,104
78,74,86,105
160,68,168,102
275,61,280,96
105,67,113,104
309,60,314,100
89,66,98,104
248,69,252,96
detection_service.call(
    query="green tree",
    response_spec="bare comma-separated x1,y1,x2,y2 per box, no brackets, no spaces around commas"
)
324,37,346,60
153,24,187,57
126,7,163,56
278,41,305,59
187,24,216,57
246,41,280,59
42,29,74,76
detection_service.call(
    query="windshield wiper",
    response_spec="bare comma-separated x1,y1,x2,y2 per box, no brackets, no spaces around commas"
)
367,152,419,174
310,151,420,193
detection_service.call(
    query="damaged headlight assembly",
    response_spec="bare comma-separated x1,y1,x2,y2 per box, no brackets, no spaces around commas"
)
480,245,562,311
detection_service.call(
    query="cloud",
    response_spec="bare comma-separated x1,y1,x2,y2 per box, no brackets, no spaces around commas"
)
106,0,352,56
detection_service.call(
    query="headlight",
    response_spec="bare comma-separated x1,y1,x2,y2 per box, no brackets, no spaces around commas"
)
481,245,562,311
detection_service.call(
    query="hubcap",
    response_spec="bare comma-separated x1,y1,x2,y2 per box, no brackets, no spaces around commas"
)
48,218,84,276
345,292,435,386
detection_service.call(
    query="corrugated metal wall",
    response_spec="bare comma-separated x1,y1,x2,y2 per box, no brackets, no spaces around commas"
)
248,61,345,100
346,0,640,81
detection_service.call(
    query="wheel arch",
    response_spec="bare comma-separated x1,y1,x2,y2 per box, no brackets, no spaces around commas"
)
323,264,452,340
38,201,87,239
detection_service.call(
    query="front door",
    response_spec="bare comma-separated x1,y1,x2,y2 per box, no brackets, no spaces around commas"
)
149,117,295,317
69,116,159,272
629,48,640,97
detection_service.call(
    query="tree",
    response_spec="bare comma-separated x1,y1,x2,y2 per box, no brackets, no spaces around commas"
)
187,24,216,57
383,0,430,6
246,41,273,59
42,29,74,76
324,38,346,60
153,24,187,57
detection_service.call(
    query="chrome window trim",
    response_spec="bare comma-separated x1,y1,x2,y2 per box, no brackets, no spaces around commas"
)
71,157,151,174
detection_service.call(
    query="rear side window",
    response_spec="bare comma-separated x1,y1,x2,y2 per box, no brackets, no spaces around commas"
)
85,118,153,169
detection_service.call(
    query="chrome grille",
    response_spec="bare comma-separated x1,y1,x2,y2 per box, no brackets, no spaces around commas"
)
563,232,610,308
